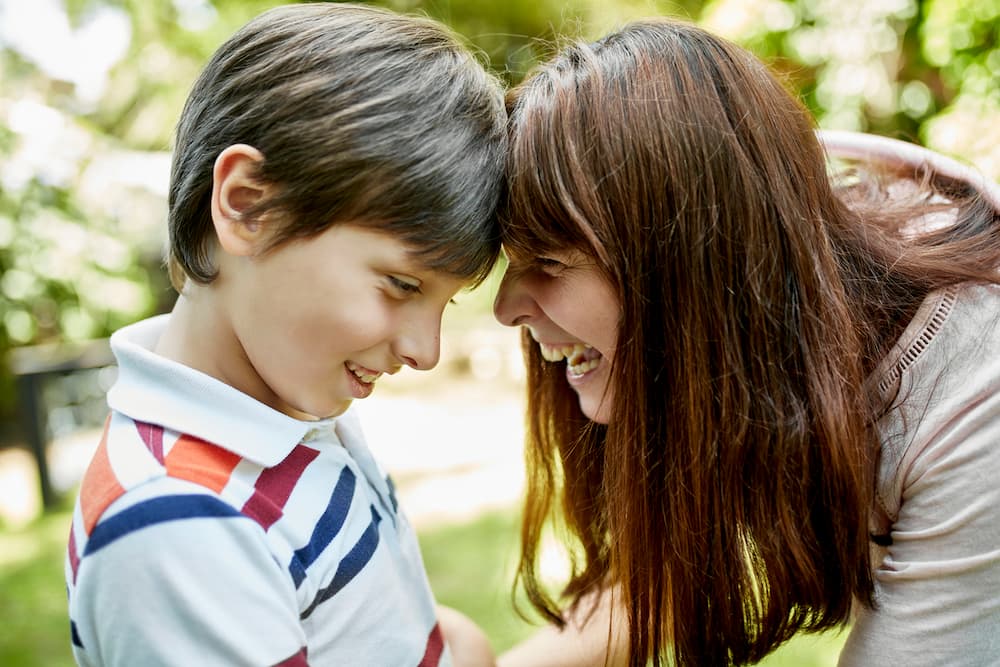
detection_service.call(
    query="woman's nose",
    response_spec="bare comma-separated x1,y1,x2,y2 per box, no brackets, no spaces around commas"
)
493,268,536,327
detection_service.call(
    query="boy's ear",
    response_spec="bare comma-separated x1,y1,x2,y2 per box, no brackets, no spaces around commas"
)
211,144,271,257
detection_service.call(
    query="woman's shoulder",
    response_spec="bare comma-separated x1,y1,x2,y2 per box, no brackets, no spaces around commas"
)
873,281,1000,521
856,282,1000,667
876,282,1000,395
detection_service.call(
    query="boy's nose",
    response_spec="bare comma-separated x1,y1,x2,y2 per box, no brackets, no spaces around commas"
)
493,269,536,327
394,319,442,371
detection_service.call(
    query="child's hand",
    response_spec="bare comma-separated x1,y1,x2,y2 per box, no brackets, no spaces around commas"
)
436,604,497,667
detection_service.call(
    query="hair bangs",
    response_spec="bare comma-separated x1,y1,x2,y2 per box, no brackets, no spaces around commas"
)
379,212,502,287
503,81,602,263
502,179,594,263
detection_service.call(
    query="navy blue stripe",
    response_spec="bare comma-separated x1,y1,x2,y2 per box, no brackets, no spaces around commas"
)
289,467,355,587
84,494,242,556
300,505,382,620
288,557,307,588
70,620,84,648
385,474,399,513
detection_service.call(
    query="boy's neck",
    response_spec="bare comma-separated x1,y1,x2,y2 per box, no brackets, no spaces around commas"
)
154,288,311,420
154,288,236,384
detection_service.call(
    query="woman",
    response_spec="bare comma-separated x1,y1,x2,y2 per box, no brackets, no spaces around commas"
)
493,18,1000,667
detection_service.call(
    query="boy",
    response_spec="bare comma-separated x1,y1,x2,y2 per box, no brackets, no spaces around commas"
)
65,4,506,665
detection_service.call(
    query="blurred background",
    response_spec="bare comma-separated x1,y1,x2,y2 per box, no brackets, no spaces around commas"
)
0,0,997,664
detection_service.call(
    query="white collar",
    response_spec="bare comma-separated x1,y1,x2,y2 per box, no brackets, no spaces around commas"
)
106,315,333,467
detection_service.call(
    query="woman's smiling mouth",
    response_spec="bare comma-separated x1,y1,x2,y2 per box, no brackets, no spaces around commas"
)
537,342,603,377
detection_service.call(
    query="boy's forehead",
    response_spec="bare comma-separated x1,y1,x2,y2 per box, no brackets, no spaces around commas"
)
356,225,466,279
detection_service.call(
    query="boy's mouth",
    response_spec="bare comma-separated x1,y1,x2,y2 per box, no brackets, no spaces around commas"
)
346,361,382,385
538,342,603,376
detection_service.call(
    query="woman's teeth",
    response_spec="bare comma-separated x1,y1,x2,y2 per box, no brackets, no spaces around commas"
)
538,342,602,375
568,358,600,376
346,361,381,384
539,342,587,362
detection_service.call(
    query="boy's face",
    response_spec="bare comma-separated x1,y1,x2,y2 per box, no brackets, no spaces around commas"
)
226,223,466,419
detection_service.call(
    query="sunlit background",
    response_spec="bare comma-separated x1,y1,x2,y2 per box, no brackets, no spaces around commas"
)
0,0,997,664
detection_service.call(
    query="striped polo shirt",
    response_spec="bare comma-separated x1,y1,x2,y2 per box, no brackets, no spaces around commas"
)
65,315,450,666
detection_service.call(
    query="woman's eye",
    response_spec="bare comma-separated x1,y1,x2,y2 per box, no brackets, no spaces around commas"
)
535,257,566,275
388,275,421,295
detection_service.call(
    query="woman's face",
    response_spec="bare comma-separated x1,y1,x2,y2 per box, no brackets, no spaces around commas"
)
493,249,619,423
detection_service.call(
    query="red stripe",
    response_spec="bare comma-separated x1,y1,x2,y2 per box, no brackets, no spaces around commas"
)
272,647,308,666
68,523,81,584
417,623,445,667
241,445,319,530
134,421,164,463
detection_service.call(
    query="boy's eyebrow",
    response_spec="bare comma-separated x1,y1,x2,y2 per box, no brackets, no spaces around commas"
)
374,247,428,279
399,245,433,269
400,248,466,282
396,244,487,295
394,252,469,301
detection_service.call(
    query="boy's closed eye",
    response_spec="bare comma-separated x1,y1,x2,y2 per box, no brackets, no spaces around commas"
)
385,272,462,305
387,274,422,296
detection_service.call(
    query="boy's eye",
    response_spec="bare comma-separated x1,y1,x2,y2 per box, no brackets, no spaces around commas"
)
387,275,422,296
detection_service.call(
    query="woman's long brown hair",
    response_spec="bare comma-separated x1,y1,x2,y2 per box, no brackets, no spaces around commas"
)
502,19,1000,666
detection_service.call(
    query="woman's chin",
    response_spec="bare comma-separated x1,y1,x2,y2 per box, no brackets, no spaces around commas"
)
577,392,612,424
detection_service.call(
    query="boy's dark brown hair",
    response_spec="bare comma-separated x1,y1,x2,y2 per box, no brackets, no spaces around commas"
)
168,2,506,291
503,18,1000,667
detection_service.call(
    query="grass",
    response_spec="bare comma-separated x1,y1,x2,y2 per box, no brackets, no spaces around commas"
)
420,510,539,652
0,503,845,666
0,501,77,667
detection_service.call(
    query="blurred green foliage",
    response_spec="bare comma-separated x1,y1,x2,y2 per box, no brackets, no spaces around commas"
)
0,0,998,422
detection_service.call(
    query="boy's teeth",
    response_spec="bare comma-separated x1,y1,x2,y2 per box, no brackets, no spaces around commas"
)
346,361,381,384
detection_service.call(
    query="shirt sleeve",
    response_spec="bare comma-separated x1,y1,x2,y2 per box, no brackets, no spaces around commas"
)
69,485,308,667
840,379,1000,665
